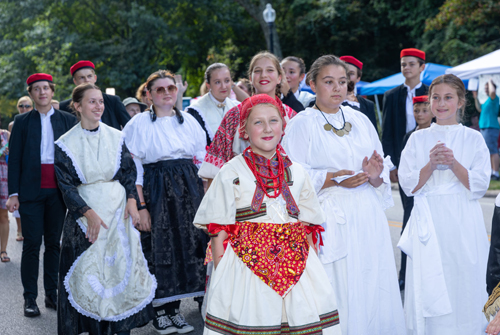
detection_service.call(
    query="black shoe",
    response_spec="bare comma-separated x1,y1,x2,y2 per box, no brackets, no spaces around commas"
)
169,309,194,333
24,298,40,317
399,279,405,291
45,292,57,310
492,174,500,181
152,314,177,334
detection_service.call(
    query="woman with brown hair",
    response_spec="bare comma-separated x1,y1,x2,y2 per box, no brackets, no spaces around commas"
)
283,55,405,335
55,83,155,335
123,70,207,334
198,51,299,181
185,63,241,146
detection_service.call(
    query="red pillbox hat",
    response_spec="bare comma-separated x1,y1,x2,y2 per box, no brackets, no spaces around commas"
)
26,73,53,85
70,60,95,76
413,95,428,104
340,56,363,70
400,48,425,60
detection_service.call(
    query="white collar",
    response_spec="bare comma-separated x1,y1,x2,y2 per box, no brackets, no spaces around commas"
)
404,81,422,94
38,106,55,118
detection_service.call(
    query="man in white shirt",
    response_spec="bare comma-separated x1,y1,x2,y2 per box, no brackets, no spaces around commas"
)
6,73,77,317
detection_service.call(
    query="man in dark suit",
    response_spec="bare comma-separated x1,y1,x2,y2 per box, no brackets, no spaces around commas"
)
381,48,428,290
7,73,77,317
340,56,378,132
59,60,130,129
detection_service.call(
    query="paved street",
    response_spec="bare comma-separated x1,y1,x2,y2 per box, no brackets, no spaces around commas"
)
0,189,496,335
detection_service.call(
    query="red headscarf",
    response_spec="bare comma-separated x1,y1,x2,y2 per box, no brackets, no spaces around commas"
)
238,94,287,139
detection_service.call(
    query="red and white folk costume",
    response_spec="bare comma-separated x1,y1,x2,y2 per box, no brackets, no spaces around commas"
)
194,95,341,335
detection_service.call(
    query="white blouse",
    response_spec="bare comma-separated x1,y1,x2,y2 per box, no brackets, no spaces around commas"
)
122,110,207,186
282,106,393,206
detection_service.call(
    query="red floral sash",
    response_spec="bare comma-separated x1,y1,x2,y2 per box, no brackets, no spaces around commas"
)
231,221,309,297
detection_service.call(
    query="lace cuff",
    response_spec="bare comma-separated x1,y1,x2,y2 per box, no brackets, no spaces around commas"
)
77,205,91,217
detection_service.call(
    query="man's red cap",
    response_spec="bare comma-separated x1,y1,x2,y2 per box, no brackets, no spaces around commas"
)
26,73,53,86
340,56,363,70
400,48,425,60
413,95,428,104
70,60,95,76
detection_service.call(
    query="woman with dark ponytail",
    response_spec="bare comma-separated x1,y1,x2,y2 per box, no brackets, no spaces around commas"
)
123,70,207,334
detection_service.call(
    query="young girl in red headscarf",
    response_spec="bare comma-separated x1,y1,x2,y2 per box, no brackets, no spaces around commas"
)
194,94,341,335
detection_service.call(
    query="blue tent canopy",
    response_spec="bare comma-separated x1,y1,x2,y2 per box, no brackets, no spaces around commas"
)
358,63,469,96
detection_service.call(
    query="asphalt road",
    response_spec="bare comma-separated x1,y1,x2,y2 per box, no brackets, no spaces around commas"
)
0,190,495,335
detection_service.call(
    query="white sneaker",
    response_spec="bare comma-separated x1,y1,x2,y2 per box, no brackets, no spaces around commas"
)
169,310,194,334
153,315,178,334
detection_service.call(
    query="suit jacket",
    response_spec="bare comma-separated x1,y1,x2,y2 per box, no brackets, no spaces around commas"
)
8,109,77,202
358,96,378,132
382,83,428,167
60,93,130,130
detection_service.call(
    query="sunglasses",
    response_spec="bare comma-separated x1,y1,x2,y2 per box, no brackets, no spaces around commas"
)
18,104,32,108
152,85,177,95
142,91,147,97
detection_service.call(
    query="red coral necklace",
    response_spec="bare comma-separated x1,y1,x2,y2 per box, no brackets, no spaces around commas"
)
243,146,285,199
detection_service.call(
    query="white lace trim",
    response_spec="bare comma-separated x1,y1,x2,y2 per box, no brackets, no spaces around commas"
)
153,291,205,305
76,218,87,234
187,105,214,141
64,209,157,322
114,135,125,177
55,140,87,184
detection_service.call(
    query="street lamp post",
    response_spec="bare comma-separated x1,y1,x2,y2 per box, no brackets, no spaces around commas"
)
263,3,276,54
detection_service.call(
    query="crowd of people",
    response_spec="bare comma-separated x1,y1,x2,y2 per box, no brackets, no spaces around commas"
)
1,48,499,335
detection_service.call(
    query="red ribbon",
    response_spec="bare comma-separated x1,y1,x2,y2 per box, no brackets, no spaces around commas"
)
305,225,325,247
207,223,240,250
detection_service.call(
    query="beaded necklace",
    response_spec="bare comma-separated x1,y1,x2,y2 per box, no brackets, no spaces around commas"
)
243,146,285,199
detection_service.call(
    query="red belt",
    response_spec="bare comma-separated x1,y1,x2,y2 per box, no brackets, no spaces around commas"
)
41,164,57,189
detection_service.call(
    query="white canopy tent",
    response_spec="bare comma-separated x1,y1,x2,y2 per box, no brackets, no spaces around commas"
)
446,49,500,79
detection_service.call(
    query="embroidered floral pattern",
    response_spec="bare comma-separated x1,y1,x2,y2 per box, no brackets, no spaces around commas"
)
230,221,309,297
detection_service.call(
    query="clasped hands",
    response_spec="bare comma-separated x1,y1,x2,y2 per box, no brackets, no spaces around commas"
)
429,142,455,171
334,150,384,188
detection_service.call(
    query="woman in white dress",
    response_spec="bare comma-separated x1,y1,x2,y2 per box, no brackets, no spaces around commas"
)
398,74,490,335
282,55,406,335
122,70,207,334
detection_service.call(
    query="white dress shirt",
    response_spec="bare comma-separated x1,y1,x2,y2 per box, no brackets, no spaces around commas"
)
9,107,55,198
40,107,55,164
404,82,422,133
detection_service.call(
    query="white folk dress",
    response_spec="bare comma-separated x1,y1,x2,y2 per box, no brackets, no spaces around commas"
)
398,123,490,335
55,123,156,321
186,92,239,141
282,106,406,335
194,154,342,335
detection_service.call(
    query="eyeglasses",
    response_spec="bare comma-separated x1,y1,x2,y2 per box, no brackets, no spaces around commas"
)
18,105,32,109
152,85,177,95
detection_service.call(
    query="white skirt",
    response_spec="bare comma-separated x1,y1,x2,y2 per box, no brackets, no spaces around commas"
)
318,184,406,335
404,192,489,335
204,244,342,335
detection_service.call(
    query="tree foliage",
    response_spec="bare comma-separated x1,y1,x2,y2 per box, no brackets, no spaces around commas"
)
0,0,499,125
